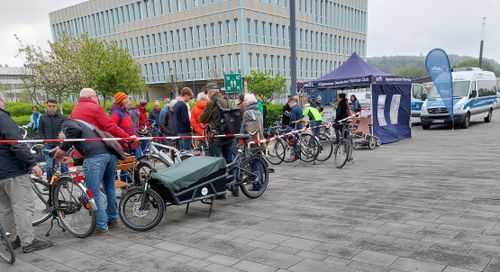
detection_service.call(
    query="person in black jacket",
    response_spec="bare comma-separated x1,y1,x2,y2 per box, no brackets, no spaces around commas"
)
334,93,351,143
55,119,119,235
38,99,66,181
0,93,52,253
174,87,193,151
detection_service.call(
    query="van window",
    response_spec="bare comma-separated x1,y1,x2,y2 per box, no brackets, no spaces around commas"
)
477,80,497,97
412,85,424,99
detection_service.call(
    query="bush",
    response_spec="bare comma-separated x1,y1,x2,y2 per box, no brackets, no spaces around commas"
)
265,104,283,128
11,115,31,126
6,103,41,117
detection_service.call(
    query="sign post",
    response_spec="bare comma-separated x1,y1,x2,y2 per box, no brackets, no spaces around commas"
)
224,74,243,93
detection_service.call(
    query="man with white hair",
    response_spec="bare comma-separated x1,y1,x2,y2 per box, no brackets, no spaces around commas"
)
55,88,131,235
0,92,52,252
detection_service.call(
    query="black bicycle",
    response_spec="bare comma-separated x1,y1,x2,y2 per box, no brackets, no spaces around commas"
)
333,122,355,168
118,135,270,231
31,149,97,238
0,223,15,264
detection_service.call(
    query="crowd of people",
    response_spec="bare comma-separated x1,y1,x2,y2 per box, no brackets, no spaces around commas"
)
0,82,363,254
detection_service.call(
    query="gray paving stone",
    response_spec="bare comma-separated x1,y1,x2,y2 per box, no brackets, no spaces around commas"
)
205,263,240,272
390,258,446,272
243,248,302,269
352,250,399,267
206,254,240,266
409,249,490,271
232,260,277,272
280,237,321,250
289,259,344,272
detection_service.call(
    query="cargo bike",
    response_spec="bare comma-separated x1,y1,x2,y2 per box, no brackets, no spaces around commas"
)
118,136,270,231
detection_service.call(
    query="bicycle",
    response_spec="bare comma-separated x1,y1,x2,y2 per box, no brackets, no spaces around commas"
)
333,121,355,168
138,141,194,170
282,126,320,163
0,223,15,264
118,136,270,231
304,121,334,162
30,149,97,238
263,124,287,165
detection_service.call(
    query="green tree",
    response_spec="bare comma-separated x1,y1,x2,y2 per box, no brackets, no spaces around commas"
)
391,66,428,79
17,34,146,110
453,59,500,75
75,35,146,107
245,69,286,104
17,34,82,110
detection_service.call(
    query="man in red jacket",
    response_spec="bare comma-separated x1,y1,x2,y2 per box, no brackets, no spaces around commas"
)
65,88,132,235
136,101,148,130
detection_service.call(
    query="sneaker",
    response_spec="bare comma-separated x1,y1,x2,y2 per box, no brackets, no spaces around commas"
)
215,194,226,200
108,220,120,229
92,229,109,236
11,236,21,250
22,238,52,253
231,188,239,197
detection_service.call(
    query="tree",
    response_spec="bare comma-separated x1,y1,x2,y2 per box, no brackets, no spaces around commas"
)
245,69,286,104
74,35,146,107
391,66,428,79
17,33,146,110
453,59,500,75
17,34,82,110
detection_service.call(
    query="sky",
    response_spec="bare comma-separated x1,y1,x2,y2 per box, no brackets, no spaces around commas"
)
1,0,499,67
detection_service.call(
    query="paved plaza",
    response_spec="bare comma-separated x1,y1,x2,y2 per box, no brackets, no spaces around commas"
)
4,118,500,272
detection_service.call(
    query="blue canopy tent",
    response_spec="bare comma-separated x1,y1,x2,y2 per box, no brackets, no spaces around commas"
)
304,53,413,144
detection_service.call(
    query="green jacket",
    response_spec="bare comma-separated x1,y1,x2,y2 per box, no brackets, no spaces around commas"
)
303,106,323,121
200,92,229,138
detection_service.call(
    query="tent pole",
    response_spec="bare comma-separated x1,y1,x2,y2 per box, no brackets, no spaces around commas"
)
369,85,374,136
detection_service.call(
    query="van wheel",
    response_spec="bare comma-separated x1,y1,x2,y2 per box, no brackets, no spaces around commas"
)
461,113,470,129
422,124,431,130
484,109,493,123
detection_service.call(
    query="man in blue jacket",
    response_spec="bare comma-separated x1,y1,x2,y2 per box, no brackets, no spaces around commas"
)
174,87,193,151
288,97,303,161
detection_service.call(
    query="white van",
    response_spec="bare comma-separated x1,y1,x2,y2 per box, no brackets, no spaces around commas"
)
420,68,497,129
411,84,428,125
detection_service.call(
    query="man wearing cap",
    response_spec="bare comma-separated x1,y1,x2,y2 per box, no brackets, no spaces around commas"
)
200,83,234,163
0,92,52,252
110,92,140,156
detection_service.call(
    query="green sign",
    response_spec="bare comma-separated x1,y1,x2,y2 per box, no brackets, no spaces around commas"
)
224,73,243,93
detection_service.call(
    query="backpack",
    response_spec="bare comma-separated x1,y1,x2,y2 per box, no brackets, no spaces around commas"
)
214,99,241,135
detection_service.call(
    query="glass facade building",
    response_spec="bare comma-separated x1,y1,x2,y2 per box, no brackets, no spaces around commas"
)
50,0,367,95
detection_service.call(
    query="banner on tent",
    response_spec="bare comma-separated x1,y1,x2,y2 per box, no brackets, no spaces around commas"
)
371,84,412,144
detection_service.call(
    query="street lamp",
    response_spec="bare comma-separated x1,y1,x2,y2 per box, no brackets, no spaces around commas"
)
169,68,177,98
289,0,297,95
479,17,486,68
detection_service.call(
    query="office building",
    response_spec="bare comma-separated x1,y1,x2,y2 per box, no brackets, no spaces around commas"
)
50,0,367,99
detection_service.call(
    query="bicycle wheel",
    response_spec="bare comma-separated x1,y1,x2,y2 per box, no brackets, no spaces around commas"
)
138,155,170,171
53,177,96,238
282,137,297,163
299,133,320,163
133,161,155,186
334,140,349,169
0,224,15,264
265,138,285,165
30,176,53,226
368,136,377,150
240,154,269,199
315,133,334,162
119,187,165,232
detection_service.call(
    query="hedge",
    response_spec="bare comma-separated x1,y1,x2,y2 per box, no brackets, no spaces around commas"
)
7,101,285,127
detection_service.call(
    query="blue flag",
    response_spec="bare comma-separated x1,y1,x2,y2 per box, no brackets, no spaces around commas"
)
425,48,454,123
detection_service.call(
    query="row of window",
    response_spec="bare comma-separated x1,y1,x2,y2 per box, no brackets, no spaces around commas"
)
51,0,366,40
112,19,365,58
141,53,345,83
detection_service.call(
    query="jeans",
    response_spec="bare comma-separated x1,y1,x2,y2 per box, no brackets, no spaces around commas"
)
211,139,234,164
310,120,322,135
83,153,118,232
45,144,67,181
178,133,192,151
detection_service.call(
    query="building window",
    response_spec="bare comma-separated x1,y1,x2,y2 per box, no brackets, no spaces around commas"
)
234,19,238,43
